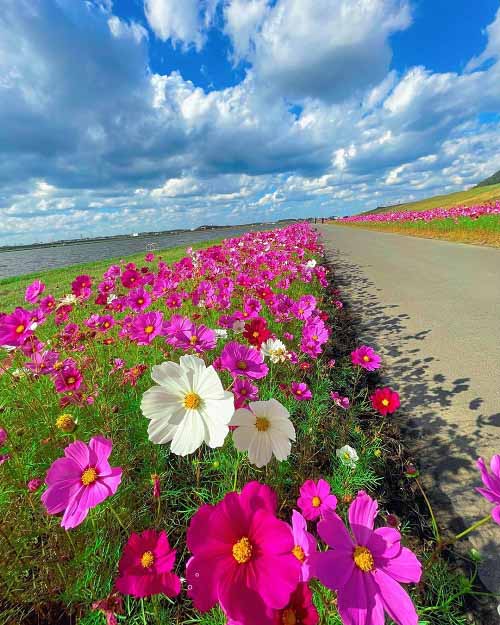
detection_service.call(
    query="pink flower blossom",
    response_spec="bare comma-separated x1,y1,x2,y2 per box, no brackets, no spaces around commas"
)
127,286,152,312
330,391,350,409
290,382,312,401
476,455,500,524
220,341,269,380
115,529,181,598
311,491,422,625
0,307,34,347
27,478,44,492
92,593,124,625
25,280,46,304
297,479,337,521
233,377,259,409
129,311,163,345
0,428,7,446
53,359,83,393
291,510,317,582
41,436,122,529
351,345,382,371
71,274,92,300
371,387,400,416
186,481,301,624
174,321,217,353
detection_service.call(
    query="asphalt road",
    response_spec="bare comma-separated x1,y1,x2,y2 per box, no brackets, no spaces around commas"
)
318,225,500,593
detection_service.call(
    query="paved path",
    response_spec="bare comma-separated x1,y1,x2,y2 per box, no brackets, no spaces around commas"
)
318,225,500,592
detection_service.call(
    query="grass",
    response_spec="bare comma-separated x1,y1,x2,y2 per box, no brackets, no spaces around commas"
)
361,183,500,216
334,214,500,247
0,226,484,624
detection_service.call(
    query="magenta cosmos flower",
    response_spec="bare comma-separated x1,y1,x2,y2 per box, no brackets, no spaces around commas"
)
291,510,317,582
25,280,46,304
115,529,181,598
0,307,34,347
371,387,400,416
128,311,163,345
186,481,301,625
351,345,382,371
297,478,337,521
220,341,269,380
477,455,500,524
311,491,422,625
290,382,312,401
41,436,122,529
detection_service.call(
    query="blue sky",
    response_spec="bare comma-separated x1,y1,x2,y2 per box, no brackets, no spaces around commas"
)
1,0,500,245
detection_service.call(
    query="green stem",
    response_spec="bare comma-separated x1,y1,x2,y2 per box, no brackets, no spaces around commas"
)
109,505,127,532
452,514,492,542
415,478,441,542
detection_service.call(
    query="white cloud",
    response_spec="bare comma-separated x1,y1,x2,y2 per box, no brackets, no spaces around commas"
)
466,7,500,71
224,0,269,61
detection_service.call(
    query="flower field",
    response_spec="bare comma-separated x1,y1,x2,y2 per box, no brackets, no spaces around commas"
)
0,224,497,625
336,202,500,246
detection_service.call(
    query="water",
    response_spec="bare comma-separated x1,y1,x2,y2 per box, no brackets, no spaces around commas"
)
0,224,279,279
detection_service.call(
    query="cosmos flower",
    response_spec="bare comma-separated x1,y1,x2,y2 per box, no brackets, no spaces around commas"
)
25,280,46,304
243,317,271,348
261,338,289,363
53,359,83,393
291,510,317,582
230,399,295,467
71,275,92,300
311,491,421,625
370,387,400,416
141,355,234,456
0,428,7,446
233,377,259,409
351,345,382,371
0,308,34,347
330,391,350,409
220,341,269,379
115,529,181,598
337,445,359,469
297,479,337,521
476,455,500,524
173,321,217,353
129,311,163,345
186,482,301,624
290,382,312,401
41,436,122,529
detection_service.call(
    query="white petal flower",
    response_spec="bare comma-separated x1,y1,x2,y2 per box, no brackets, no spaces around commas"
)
336,445,359,468
230,399,296,468
306,259,317,268
261,338,289,363
232,320,245,334
214,328,228,339
141,355,234,456
57,293,78,308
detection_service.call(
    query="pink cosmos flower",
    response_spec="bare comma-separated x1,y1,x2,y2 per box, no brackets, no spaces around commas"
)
0,428,7,446
174,322,217,353
371,387,400,416
92,593,124,625
40,295,56,314
127,286,152,312
186,481,301,625
351,345,382,371
233,377,259,409
25,280,46,304
71,274,92,300
311,491,422,625
290,382,312,401
53,358,83,393
330,391,350,410
25,350,59,375
0,453,10,466
27,478,44,492
298,479,337,521
476,455,500,524
0,307,34,347
121,268,141,289
41,436,122,529
220,341,269,380
291,295,317,320
291,510,317,582
300,317,329,358
115,529,181,598
129,311,163,345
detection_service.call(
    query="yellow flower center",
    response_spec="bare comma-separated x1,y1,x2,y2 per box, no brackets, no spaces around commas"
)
144,325,154,334
232,537,253,564
67,376,76,385
56,414,75,432
311,496,321,508
252,331,259,338
353,545,374,572
183,392,201,410
312,334,318,341
15,324,26,334
362,355,370,362
189,335,198,345
282,608,297,625
140,550,155,568
296,389,302,395
237,360,247,370
381,398,389,406
255,417,270,432
137,298,144,305
344,452,351,460
81,467,98,486
104,322,110,328
292,545,305,561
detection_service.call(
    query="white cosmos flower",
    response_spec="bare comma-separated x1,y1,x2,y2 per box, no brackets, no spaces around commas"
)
306,259,317,268
336,445,359,468
57,294,78,308
232,320,245,334
230,399,296,468
214,328,228,339
141,355,234,456
261,338,289,363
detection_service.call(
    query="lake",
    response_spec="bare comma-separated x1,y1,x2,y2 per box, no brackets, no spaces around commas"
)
0,224,280,279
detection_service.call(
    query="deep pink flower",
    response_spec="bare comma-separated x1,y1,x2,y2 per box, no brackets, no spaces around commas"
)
351,345,382,371
0,453,10,466
220,341,269,380
0,307,34,347
311,491,422,625
92,593,124,625
27,478,44,492
476,455,500,524
174,322,217,353
115,529,181,598
129,311,163,345
121,269,141,289
41,436,122,529
186,482,301,624
71,274,92,300
272,583,318,625
291,510,317,582
127,286,152,312
330,391,350,410
25,280,46,304
233,377,259,409
291,295,317,320
40,295,56,314
25,350,59,375
297,479,337,521
371,387,400,416
300,317,329,358
53,359,83,393
0,428,7,446
290,382,312,401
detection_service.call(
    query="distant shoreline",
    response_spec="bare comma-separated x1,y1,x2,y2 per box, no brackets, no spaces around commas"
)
0,221,291,253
